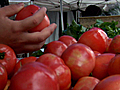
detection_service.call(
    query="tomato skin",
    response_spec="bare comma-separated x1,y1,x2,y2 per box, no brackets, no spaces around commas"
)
0,64,8,90
108,35,120,53
92,53,115,80
78,27,108,53
58,35,77,47
36,53,65,65
13,56,37,74
0,44,17,76
108,54,120,75
61,43,95,81
15,5,50,32
94,75,120,90
44,41,68,57
73,76,100,90
105,38,112,53
36,53,71,90
8,62,59,90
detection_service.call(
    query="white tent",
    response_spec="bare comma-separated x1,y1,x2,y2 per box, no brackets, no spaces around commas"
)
9,0,120,11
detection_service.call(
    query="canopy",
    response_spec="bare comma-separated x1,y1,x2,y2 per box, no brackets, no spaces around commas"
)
9,0,120,11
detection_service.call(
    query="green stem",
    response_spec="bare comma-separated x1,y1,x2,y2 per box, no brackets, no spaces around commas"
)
0,52,5,59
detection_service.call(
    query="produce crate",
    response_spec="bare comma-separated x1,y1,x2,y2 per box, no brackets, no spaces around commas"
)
79,15,120,28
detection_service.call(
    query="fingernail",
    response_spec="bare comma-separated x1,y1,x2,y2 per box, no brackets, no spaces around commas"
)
17,3,24,7
42,7,47,12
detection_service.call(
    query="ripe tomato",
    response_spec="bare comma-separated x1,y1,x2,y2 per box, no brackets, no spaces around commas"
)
13,56,37,74
94,75,120,90
15,5,50,32
58,35,77,47
78,27,109,53
36,53,71,90
8,62,59,90
108,54,120,75
44,41,68,57
36,53,65,65
73,76,100,90
92,53,115,80
108,35,120,53
61,43,95,81
0,64,8,90
105,38,112,52
0,44,17,76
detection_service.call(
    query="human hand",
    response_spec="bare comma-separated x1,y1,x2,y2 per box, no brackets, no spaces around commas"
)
0,3,57,54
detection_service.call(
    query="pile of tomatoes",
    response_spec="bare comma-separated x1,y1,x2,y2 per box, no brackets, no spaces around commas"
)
1,26,120,90
1,4,120,90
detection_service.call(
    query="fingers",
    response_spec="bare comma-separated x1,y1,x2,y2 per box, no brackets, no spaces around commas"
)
15,41,46,54
14,7,47,32
0,3,24,17
23,23,57,43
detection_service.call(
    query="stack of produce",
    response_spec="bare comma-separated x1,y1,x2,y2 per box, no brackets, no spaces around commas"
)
2,4,120,90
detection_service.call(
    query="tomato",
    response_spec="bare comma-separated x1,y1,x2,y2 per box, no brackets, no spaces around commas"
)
8,62,59,90
58,35,77,47
15,5,50,32
108,35,120,53
92,53,115,80
13,56,37,74
108,54,120,75
0,64,8,90
0,44,17,76
94,75,120,90
105,38,112,52
36,53,71,90
44,41,68,57
78,27,109,53
61,43,95,81
73,76,100,90
36,53,65,65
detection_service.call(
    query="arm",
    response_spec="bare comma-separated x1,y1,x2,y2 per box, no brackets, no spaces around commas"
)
0,3,57,53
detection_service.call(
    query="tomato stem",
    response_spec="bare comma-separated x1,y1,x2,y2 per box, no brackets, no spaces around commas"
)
0,52,5,59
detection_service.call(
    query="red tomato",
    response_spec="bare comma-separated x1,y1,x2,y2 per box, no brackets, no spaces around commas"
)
73,76,100,90
61,43,95,81
105,38,112,52
0,64,8,90
94,75,120,90
0,44,17,76
92,53,115,80
15,5,50,32
13,56,37,74
8,62,59,90
44,41,68,57
37,53,71,90
58,35,77,47
108,35,120,53
78,27,108,53
108,54,120,75
36,53,65,65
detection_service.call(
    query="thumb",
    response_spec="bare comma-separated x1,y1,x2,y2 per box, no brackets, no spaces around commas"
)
0,3,24,17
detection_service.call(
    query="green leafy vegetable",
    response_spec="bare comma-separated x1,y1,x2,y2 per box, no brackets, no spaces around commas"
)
88,19,120,38
30,49,44,57
62,20,87,40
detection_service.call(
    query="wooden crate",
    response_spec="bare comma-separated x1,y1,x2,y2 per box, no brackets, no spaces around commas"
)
79,15,120,28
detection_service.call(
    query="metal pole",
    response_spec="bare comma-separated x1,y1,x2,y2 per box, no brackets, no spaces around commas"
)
60,0,64,31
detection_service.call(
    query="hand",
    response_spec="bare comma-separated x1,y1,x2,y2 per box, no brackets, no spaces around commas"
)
0,3,57,54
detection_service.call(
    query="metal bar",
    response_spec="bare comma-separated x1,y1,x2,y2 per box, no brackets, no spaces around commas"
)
60,0,64,31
